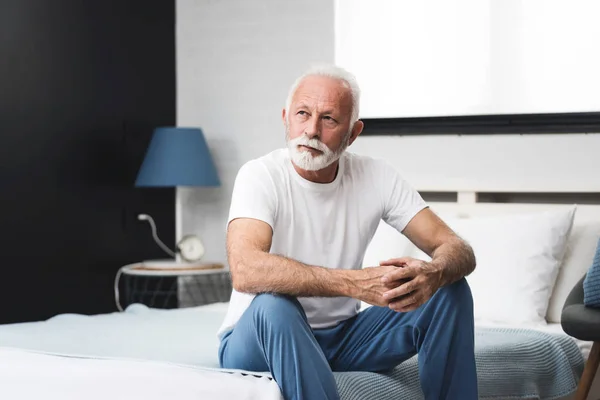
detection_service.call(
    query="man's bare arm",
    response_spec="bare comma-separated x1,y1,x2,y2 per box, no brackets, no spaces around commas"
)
378,208,477,312
227,218,396,305
402,208,476,286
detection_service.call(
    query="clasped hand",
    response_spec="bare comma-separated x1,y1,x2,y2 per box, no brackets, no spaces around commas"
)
359,257,444,312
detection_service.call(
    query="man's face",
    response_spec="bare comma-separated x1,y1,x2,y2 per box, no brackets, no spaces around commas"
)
284,75,355,171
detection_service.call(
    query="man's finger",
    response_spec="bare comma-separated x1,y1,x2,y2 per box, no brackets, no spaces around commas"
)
383,280,417,300
381,266,419,283
379,257,414,267
383,278,410,289
389,292,420,312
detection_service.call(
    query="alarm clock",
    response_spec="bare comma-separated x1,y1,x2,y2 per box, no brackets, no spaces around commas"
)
177,234,205,262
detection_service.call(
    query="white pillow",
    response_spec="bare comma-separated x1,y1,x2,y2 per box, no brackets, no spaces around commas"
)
414,207,576,325
362,219,415,268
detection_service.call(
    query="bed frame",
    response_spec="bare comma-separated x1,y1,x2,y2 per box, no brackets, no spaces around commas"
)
352,132,600,399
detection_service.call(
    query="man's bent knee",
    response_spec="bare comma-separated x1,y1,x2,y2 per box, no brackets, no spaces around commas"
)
251,293,302,310
435,278,473,309
250,293,307,324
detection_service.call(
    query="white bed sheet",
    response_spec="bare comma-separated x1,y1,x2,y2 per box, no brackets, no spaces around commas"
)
0,302,591,364
0,302,230,368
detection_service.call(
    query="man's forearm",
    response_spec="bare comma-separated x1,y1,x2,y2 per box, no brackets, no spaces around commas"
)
430,237,476,287
230,251,357,297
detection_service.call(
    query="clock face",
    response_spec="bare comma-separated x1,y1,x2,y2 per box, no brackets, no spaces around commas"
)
177,235,205,262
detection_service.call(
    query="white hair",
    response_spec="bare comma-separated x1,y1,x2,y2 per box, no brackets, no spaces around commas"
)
285,64,361,126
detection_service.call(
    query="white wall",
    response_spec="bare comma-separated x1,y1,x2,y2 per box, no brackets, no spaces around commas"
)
176,0,335,266
176,0,600,270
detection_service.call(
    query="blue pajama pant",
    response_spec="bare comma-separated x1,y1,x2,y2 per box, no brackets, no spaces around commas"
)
218,278,478,400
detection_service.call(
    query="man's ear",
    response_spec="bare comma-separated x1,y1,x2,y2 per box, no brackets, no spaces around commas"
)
348,120,364,146
281,108,287,126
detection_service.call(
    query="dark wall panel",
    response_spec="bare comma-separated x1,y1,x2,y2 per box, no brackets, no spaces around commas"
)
0,0,176,323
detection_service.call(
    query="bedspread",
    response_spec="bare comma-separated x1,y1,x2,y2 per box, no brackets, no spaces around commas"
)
334,327,584,400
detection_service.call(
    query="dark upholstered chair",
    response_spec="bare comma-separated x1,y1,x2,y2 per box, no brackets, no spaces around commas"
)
562,275,600,400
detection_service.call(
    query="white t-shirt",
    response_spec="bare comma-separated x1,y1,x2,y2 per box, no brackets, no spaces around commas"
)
216,148,427,339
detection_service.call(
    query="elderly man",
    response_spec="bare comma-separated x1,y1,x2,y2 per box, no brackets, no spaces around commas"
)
217,65,478,400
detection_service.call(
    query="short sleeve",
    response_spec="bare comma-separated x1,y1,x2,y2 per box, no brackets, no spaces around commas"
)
380,162,428,233
227,160,277,230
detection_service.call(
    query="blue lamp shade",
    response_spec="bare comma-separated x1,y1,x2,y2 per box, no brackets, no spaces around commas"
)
135,127,220,187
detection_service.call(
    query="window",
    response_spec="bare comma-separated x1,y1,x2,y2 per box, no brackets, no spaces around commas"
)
335,0,600,120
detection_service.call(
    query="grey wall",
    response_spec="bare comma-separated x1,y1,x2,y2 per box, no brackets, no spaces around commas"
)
176,0,334,266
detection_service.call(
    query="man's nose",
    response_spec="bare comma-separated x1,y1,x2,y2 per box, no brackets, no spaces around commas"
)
304,116,320,139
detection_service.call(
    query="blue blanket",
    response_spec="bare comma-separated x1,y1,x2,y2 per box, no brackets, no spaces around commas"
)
334,326,584,400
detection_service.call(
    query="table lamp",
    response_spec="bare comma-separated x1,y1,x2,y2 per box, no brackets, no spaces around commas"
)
135,126,220,268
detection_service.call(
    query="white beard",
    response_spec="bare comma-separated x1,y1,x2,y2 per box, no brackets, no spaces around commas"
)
286,127,350,171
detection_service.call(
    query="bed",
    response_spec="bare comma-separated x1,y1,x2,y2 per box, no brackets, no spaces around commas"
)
1,133,600,399
0,301,591,400
0,208,598,399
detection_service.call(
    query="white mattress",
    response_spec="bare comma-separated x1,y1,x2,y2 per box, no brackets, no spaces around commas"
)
0,346,282,400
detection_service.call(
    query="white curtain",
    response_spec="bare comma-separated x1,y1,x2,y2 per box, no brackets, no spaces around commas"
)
335,0,600,118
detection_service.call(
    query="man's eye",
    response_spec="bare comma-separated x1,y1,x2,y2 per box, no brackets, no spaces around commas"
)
297,111,307,115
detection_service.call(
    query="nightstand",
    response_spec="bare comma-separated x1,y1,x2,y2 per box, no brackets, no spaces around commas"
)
114,262,232,311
